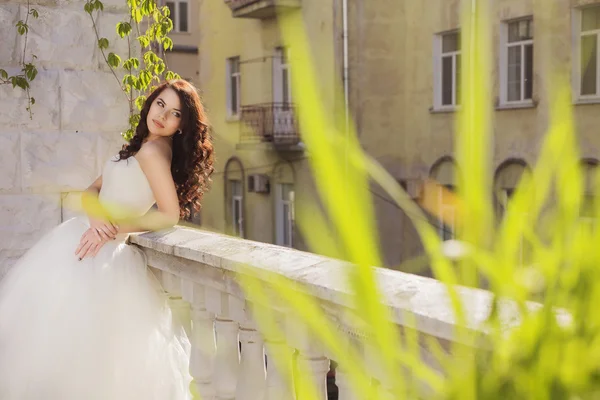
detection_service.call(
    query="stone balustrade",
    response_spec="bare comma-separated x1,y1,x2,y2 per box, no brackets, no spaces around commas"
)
129,226,502,400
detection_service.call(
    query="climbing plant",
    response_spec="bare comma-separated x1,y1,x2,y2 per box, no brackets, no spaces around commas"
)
84,0,180,140
0,0,39,119
3,0,179,140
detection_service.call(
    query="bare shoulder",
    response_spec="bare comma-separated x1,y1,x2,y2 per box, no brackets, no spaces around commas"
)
135,140,172,167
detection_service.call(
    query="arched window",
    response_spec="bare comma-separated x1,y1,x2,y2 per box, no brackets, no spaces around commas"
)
493,159,530,217
272,162,295,247
224,157,245,237
430,157,457,241
494,159,531,264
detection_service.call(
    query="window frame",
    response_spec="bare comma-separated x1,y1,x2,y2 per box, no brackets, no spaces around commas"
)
229,180,244,238
275,183,295,247
166,0,190,33
499,17,534,106
433,30,461,111
573,6,600,102
226,56,241,119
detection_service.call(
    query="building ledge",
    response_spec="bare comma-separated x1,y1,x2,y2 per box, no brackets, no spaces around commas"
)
224,0,301,19
167,45,199,54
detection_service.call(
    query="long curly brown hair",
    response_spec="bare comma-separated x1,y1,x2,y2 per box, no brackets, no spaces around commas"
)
117,80,215,220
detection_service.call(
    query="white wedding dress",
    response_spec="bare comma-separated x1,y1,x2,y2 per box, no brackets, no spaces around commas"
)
0,156,192,399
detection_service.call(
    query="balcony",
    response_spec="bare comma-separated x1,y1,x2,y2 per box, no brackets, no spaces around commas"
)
224,0,301,19
128,227,510,399
240,102,303,151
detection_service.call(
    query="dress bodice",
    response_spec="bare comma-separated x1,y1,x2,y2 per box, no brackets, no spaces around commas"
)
98,156,155,219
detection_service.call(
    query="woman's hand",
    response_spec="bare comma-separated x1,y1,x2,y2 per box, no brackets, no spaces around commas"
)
75,228,111,260
88,217,118,241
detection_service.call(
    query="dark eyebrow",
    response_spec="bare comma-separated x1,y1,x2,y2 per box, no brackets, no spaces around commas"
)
157,97,181,112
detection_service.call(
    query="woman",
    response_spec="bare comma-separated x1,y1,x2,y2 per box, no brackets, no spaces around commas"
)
0,79,214,400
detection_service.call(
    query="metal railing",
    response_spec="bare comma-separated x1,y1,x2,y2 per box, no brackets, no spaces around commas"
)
240,102,300,147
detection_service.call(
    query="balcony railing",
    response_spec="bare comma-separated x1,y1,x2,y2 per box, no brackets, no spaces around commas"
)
224,0,301,19
128,226,514,399
240,102,301,149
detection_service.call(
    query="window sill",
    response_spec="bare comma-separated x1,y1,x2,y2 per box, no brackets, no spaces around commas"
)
226,115,241,122
496,101,536,111
574,98,600,106
429,106,460,114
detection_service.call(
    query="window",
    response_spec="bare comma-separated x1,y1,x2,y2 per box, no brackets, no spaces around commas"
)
434,31,461,109
230,180,244,237
576,6,600,98
273,47,292,107
275,183,294,247
501,18,534,104
226,57,241,117
166,0,189,33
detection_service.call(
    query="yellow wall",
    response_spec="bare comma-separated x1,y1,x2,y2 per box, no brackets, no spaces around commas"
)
197,0,336,249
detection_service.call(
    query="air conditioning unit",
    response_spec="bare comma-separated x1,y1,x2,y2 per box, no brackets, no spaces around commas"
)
248,174,270,193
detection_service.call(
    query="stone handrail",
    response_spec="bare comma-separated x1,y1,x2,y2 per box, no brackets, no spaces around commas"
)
129,226,499,399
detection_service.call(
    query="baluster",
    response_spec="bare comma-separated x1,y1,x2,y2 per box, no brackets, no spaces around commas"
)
264,339,295,400
235,321,267,400
205,287,242,400
182,281,216,400
163,273,191,335
335,368,356,400
286,316,329,400
295,352,330,400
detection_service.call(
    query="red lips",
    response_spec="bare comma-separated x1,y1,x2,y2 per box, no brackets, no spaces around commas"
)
152,119,165,129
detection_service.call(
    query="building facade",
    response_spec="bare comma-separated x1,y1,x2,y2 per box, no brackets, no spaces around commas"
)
196,0,340,251
346,0,600,268
195,0,600,270
160,0,201,84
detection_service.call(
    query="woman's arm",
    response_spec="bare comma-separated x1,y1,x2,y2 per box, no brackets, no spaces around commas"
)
81,175,118,240
114,140,180,234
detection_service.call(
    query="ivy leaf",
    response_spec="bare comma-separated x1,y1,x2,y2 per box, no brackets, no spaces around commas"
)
23,63,37,81
98,37,109,50
137,35,150,48
143,51,155,67
138,70,152,88
15,21,28,36
12,76,29,90
154,62,165,75
162,37,173,51
29,9,39,18
123,57,140,70
116,22,132,38
93,0,104,11
107,52,121,68
30,97,35,105
133,8,142,23
122,128,134,142
165,70,176,81
0,69,8,80
84,2,93,14
135,95,146,111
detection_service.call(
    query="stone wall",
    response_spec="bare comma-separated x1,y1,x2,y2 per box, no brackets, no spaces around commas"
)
0,0,130,276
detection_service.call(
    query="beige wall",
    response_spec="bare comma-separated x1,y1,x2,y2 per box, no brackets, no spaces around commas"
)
163,0,201,83
197,0,336,251
349,0,600,267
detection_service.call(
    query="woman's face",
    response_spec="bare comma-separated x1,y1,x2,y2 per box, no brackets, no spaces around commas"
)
146,87,183,137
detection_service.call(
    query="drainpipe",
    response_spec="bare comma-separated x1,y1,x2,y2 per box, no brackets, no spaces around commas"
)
342,0,350,131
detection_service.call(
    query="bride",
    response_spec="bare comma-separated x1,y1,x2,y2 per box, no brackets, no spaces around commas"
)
0,79,215,399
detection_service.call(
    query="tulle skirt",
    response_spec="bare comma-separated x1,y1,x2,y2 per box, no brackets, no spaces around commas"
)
0,217,192,400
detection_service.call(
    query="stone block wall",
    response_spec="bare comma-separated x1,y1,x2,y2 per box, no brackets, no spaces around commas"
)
0,0,130,276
